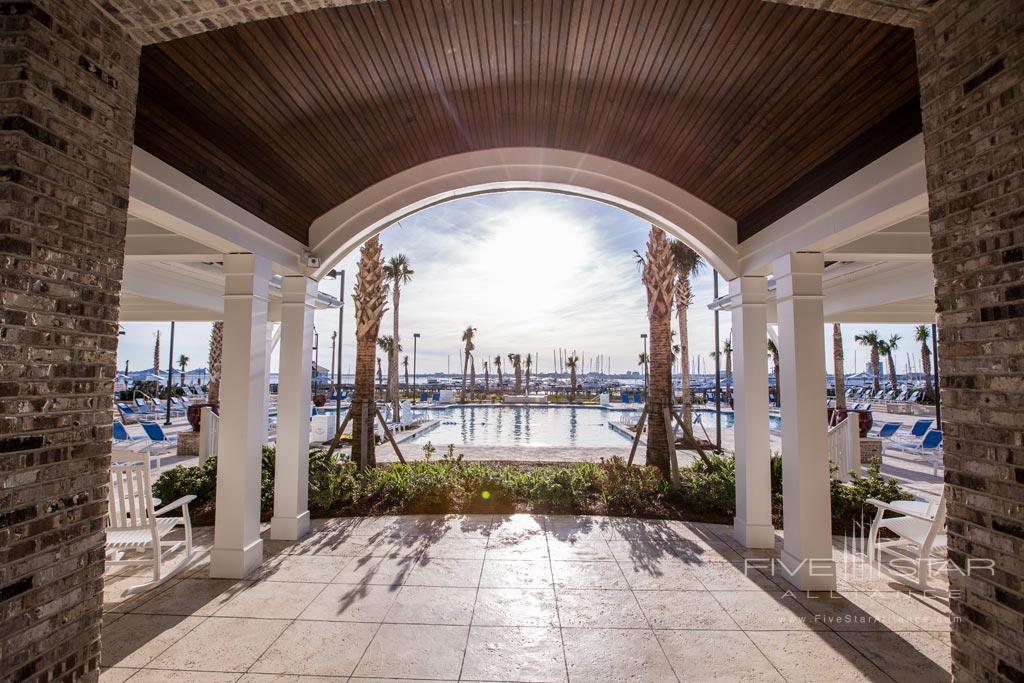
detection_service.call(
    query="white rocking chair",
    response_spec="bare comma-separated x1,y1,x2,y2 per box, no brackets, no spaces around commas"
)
107,450,195,594
866,493,947,589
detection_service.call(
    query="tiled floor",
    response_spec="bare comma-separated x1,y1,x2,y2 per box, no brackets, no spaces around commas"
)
102,515,952,682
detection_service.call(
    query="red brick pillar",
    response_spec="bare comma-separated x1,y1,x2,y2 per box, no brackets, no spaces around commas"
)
0,2,139,680
917,0,1024,678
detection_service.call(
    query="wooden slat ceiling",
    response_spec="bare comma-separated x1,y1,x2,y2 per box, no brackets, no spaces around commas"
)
135,0,920,245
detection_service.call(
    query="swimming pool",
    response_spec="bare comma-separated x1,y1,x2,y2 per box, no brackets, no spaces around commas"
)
410,405,629,448
406,405,781,448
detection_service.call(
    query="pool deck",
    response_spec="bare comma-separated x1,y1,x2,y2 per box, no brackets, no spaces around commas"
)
100,514,952,682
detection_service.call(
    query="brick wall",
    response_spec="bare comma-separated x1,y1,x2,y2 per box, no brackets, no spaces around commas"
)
916,0,1024,679
0,1,139,680
98,0,379,44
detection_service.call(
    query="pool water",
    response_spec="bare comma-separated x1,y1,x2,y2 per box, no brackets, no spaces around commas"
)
406,405,782,448
410,406,630,448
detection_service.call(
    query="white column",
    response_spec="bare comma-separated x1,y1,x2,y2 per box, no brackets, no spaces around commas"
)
271,276,316,540
728,276,775,548
774,252,836,591
210,253,271,579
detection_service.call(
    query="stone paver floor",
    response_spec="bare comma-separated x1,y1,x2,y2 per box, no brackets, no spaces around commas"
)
101,515,952,682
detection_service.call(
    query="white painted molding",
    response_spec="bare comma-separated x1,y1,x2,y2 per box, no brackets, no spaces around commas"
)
739,135,928,275
308,147,740,279
129,147,307,275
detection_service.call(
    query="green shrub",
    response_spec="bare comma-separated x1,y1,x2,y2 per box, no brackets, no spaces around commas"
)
151,443,911,527
830,457,912,532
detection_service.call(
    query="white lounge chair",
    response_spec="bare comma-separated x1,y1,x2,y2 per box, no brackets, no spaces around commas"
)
866,493,946,589
106,450,195,594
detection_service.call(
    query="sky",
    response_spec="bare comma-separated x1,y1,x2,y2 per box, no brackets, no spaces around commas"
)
116,191,930,378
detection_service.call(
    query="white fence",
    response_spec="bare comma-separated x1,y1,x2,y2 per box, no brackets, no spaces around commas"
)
199,407,219,464
827,415,861,481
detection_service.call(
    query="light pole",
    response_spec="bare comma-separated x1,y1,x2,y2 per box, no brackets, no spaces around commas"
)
640,333,648,397
413,332,420,402
326,269,345,434
164,321,175,425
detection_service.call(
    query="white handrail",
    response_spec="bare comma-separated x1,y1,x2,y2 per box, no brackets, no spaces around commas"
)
827,416,861,481
199,407,219,464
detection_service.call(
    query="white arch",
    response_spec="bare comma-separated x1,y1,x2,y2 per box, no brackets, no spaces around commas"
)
308,148,739,280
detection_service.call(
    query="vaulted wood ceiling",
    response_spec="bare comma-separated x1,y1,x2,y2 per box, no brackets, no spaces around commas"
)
135,0,920,245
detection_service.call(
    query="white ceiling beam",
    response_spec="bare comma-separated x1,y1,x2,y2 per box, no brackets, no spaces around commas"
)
124,232,223,262
825,231,932,262
129,147,309,276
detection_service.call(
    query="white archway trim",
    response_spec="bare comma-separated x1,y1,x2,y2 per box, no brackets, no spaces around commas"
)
308,148,739,280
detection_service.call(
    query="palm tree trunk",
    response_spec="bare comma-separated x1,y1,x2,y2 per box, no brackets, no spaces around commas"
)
207,321,223,404
870,348,881,394
886,352,899,392
351,341,377,466
832,324,846,411
497,367,503,395
390,284,401,420
351,236,387,469
515,364,522,393
642,228,675,477
570,367,577,398
677,295,692,423
462,352,471,401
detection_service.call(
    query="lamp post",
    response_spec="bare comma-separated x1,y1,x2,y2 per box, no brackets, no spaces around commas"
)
413,332,420,403
164,320,175,425
327,269,345,434
640,333,648,397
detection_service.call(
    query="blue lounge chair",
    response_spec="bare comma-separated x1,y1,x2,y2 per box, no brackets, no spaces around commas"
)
895,419,933,444
140,422,177,467
634,392,644,403
132,399,157,421
897,429,943,475
112,420,148,449
875,422,902,439
420,391,429,402
432,392,441,403
621,393,631,404
116,402,138,422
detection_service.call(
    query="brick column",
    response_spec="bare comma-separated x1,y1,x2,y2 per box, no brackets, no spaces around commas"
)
916,0,1024,678
0,2,139,681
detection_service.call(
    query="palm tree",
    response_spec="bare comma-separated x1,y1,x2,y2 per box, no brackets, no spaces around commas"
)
832,324,846,411
402,355,410,396
207,321,223,404
352,235,389,467
177,354,190,388
524,353,532,395
566,354,579,398
640,226,675,477
722,338,733,381
469,356,476,400
461,326,476,401
767,338,780,407
494,355,503,394
376,356,384,398
377,335,401,402
854,331,883,394
483,359,490,392
152,330,161,377
882,334,901,392
915,325,934,400
508,353,522,393
384,254,413,420
670,240,703,423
